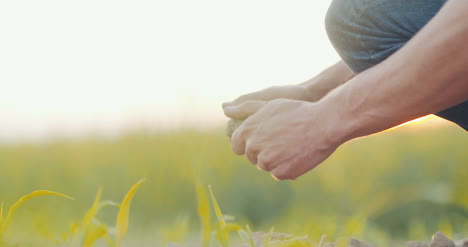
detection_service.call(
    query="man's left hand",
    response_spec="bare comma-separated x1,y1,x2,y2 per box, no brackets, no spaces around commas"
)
225,98,345,180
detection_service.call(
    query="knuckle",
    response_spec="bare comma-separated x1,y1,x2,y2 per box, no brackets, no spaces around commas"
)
256,157,270,171
246,140,258,151
257,154,273,170
257,163,269,172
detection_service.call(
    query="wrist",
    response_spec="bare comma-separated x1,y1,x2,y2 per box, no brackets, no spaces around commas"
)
300,82,326,102
302,99,358,148
312,92,361,146
300,62,355,102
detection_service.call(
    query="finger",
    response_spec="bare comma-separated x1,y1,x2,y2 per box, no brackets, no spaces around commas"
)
230,125,246,155
223,100,267,119
223,87,278,109
226,91,267,107
222,101,235,108
245,141,260,165
256,153,273,172
245,150,257,165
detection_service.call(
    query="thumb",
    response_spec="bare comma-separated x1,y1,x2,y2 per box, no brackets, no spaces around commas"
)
223,100,267,119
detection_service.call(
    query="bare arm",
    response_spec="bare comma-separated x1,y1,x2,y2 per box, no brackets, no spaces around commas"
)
299,60,354,100
327,0,468,142
227,0,468,180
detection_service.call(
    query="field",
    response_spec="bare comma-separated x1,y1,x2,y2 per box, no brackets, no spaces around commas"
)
0,121,467,246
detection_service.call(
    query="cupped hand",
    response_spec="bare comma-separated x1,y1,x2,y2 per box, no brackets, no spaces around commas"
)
230,98,344,180
222,85,318,120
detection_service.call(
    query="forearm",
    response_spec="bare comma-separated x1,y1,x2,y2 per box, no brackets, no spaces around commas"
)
321,0,468,141
299,60,355,100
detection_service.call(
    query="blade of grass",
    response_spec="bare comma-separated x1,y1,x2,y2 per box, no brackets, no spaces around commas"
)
82,187,103,232
208,185,229,247
0,190,74,235
115,178,145,247
96,201,120,212
208,185,225,227
218,223,242,236
196,184,211,247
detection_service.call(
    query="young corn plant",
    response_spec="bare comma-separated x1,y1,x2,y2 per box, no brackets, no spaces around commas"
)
65,187,116,247
64,178,145,247
200,185,327,247
195,184,255,247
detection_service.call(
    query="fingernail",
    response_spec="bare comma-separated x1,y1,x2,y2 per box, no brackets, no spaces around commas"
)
271,174,280,181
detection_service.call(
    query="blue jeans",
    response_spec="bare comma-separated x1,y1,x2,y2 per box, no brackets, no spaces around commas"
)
325,0,468,131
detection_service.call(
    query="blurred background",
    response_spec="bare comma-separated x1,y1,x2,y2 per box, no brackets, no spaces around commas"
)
0,0,467,246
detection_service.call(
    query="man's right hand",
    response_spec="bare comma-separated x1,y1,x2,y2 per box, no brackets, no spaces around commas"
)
222,85,315,119
222,61,354,120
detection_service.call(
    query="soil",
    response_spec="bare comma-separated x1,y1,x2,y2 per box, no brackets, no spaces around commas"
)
238,231,468,247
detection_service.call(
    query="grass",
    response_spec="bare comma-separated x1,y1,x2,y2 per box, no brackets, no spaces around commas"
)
0,179,145,247
0,123,467,246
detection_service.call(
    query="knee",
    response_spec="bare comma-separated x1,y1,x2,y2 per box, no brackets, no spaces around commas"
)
324,0,366,45
324,0,348,49
324,0,375,73
324,0,406,73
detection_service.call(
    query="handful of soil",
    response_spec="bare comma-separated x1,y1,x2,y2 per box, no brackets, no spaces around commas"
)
226,119,244,138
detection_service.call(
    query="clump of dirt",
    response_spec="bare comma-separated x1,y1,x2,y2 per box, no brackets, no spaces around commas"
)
237,232,468,247
226,119,244,138
405,232,467,247
166,232,467,247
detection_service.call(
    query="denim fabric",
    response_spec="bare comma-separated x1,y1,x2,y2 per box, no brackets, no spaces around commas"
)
325,0,468,131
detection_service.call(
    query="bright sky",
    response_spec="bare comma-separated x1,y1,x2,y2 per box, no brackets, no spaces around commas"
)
0,0,339,142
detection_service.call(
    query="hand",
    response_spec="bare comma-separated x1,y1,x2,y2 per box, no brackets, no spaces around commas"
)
223,85,320,120
230,98,346,180
222,61,355,120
